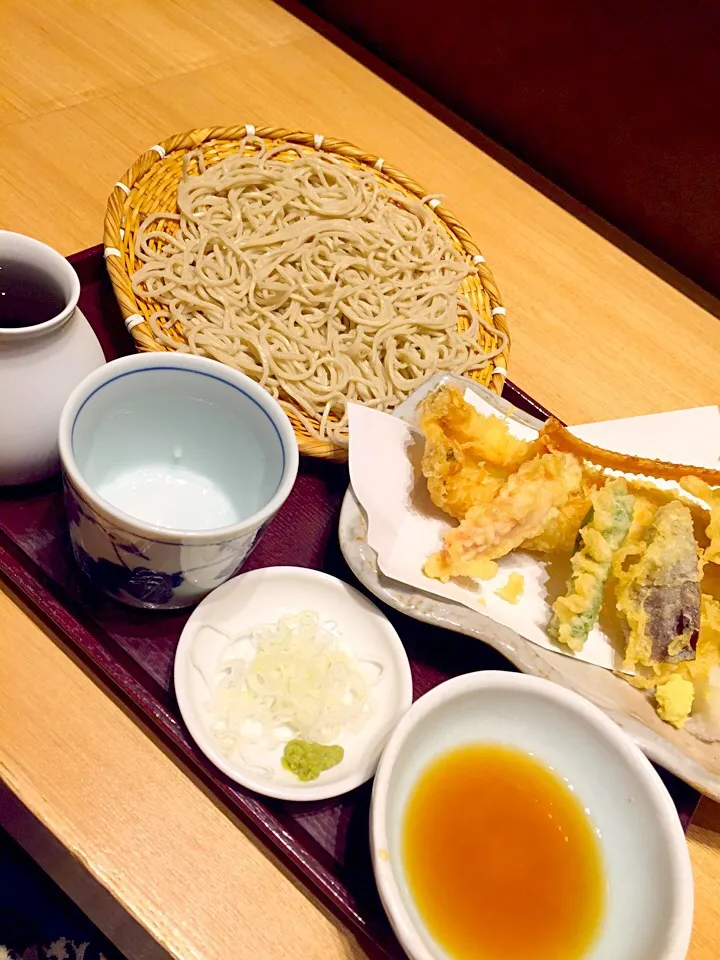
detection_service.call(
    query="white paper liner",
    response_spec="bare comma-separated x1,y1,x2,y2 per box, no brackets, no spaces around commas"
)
349,388,720,671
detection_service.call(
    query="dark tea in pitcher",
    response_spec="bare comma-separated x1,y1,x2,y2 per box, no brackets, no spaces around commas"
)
0,259,67,328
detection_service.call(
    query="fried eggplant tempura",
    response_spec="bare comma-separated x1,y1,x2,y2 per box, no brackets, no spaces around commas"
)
425,451,584,581
624,594,720,729
616,501,701,670
419,386,537,520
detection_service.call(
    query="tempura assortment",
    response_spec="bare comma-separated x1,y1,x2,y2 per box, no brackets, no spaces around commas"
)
419,385,720,732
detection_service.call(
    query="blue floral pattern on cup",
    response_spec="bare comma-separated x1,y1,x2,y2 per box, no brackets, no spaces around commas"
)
64,481,266,609
58,354,299,610
72,544,184,605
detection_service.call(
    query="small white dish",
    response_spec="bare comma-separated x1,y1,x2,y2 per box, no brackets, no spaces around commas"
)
174,565,414,801
371,671,693,960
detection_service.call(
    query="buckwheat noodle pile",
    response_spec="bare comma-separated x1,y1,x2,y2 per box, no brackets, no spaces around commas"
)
132,137,506,446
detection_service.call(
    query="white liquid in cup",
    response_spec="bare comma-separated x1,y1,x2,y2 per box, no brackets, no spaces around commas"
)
98,463,241,531
59,354,300,608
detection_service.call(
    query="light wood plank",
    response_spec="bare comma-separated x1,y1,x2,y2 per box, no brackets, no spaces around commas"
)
1,31,717,426
0,0,302,125
0,1,718,958
0,583,365,960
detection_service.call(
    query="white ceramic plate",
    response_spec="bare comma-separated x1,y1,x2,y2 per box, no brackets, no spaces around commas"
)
371,671,693,960
173,565,413,801
339,372,720,801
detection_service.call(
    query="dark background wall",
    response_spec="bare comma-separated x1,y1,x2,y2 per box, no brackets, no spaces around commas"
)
296,0,720,300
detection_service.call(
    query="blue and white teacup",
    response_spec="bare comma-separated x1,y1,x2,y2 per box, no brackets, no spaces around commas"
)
58,352,299,609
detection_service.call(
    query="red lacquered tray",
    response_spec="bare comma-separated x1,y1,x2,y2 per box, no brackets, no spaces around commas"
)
0,246,699,958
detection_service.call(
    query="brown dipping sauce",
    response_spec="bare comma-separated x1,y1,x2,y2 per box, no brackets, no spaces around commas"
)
402,743,605,960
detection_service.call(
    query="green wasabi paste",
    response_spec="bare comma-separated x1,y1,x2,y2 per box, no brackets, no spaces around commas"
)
281,740,344,782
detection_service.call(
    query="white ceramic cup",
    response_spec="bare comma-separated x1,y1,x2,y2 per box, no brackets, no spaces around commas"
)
0,231,105,485
371,671,694,960
58,352,299,609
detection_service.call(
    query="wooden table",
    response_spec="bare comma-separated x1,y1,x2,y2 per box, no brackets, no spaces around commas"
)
1,1,719,957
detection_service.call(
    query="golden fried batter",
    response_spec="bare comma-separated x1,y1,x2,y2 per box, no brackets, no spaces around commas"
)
680,476,720,565
416,385,720,732
419,387,603,555
623,595,720,728
420,386,535,466
541,417,720,485
616,501,700,670
425,451,584,581
521,481,596,554
419,386,537,520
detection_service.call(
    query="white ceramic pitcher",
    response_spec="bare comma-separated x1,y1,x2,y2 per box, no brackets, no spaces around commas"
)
0,231,106,485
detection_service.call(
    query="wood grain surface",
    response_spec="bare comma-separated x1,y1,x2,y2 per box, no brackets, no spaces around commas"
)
0,1,719,957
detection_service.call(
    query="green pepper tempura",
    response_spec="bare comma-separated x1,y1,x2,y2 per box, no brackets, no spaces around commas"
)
281,740,344,782
549,478,635,652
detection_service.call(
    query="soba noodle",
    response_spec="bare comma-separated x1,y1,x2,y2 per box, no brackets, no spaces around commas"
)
131,137,507,445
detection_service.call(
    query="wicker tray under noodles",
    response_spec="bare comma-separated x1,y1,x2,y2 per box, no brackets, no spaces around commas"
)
104,124,510,461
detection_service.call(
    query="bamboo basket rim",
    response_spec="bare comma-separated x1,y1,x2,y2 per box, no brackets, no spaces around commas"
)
103,124,510,462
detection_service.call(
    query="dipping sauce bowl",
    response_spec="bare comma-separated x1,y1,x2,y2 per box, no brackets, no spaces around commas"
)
371,671,693,960
58,352,299,609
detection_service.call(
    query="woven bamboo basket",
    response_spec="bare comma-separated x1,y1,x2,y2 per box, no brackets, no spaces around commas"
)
104,124,510,461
